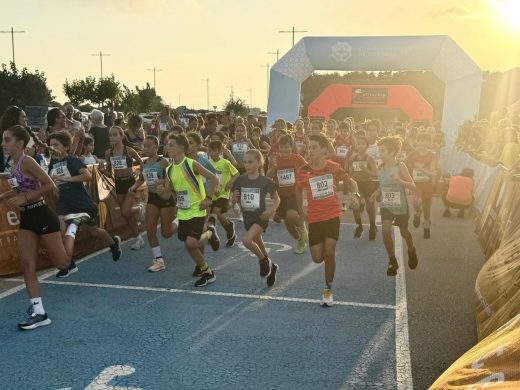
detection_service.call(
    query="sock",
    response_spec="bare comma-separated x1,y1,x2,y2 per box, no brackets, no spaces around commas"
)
200,262,210,273
423,219,431,228
31,297,45,315
325,282,332,290
172,218,179,227
65,223,78,238
152,246,162,259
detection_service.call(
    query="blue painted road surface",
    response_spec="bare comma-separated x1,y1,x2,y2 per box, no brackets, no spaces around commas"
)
0,222,412,390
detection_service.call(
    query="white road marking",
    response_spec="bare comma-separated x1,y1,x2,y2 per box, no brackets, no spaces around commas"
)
394,226,414,390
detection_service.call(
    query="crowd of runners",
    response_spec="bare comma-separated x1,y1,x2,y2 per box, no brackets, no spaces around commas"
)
0,104,454,330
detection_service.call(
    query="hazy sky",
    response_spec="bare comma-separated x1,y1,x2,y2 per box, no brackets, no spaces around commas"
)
1,0,519,110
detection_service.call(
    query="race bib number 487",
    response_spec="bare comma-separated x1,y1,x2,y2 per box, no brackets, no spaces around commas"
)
309,174,334,200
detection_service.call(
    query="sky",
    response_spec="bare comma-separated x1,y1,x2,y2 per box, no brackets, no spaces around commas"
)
1,0,519,111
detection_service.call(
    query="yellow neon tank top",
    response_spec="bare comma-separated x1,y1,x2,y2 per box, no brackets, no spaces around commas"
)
167,157,206,220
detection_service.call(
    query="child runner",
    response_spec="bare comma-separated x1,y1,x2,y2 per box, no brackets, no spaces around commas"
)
207,140,239,247
293,119,309,158
228,123,256,174
47,131,122,277
128,136,177,272
157,134,220,287
0,125,73,329
348,133,379,239
81,137,98,165
405,133,437,239
102,126,145,250
232,149,280,287
296,134,347,307
267,134,308,254
369,136,418,276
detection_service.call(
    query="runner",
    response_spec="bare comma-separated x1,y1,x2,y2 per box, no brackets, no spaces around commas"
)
207,140,239,247
267,134,308,254
47,131,122,277
405,133,437,239
296,134,347,307
0,125,73,330
156,134,220,287
369,136,418,276
293,119,309,157
232,149,280,287
101,126,145,250
128,136,177,272
228,123,256,174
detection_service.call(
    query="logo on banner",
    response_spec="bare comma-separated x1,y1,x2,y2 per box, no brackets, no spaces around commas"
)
331,41,352,62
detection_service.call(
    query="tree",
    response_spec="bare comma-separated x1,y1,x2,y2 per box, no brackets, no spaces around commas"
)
63,76,96,106
0,62,53,113
96,75,121,107
223,96,249,117
136,83,163,113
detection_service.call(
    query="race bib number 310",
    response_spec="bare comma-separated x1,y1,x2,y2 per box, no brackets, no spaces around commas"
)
309,174,334,200
241,188,260,210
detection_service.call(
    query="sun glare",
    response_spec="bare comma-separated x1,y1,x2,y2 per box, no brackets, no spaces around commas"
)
491,0,520,33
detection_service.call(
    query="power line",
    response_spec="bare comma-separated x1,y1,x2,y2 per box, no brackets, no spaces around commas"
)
91,51,111,79
278,26,308,47
267,49,280,62
0,27,25,66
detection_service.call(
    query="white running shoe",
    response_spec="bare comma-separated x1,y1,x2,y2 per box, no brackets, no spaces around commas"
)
148,258,166,272
137,202,146,223
320,288,334,307
131,235,145,250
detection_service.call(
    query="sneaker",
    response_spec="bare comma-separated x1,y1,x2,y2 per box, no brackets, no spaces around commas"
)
320,288,334,307
266,263,278,287
341,202,347,211
442,209,452,218
208,215,217,226
225,221,236,240
423,228,430,239
148,258,165,272
413,214,421,228
192,265,203,277
273,212,282,223
387,256,398,276
293,235,306,254
130,235,145,250
18,311,51,330
300,224,309,243
137,202,146,223
259,258,272,279
369,226,377,240
110,235,122,261
56,260,78,278
226,234,237,248
408,248,418,269
194,270,216,287
207,225,220,251
63,212,91,226
354,225,363,238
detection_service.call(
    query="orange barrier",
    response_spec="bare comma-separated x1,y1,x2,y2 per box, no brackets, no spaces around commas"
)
0,165,146,276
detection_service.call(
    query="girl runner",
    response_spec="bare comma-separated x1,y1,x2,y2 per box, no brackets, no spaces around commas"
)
228,123,255,174
369,136,418,276
293,119,309,158
232,149,280,287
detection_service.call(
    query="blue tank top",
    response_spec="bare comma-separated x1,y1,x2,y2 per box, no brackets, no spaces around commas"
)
142,158,164,193
378,163,408,215
8,155,39,193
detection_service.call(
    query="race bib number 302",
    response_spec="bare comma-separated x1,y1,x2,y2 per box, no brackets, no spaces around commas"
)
309,174,334,200
241,188,260,210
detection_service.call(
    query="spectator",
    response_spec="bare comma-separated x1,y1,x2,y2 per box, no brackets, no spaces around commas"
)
159,106,174,134
201,118,218,140
89,109,110,160
442,168,474,218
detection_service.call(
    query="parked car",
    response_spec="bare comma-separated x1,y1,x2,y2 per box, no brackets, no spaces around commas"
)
25,105,52,132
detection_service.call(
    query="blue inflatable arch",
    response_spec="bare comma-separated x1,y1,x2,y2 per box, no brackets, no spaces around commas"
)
266,36,482,168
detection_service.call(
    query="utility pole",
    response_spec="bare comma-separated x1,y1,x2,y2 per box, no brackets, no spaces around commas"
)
201,78,209,110
91,51,110,78
226,85,234,99
267,49,280,62
279,26,308,47
146,67,163,90
246,88,253,107
260,63,269,103
0,27,25,66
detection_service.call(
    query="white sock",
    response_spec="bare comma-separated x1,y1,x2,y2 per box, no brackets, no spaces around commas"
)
65,223,78,238
172,218,179,227
31,297,45,315
152,246,162,259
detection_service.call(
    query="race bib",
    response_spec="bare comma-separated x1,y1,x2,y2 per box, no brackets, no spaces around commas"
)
336,145,348,157
177,190,190,209
232,143,248,160
295,140,306,153
413,168,427,182
277,168,295,187
8,177,18,189
309,174,334,200
50,161,71,184
382,187,402,207
198,152,208,160
375,159,384,169
241,188,260,210
352,161,367,172
143,168,159,186
111,156,128,170
159,122,167,132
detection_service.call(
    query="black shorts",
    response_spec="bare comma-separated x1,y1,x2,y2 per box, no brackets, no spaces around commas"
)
115,175,135,195
19,201,61,235
276,196,298,219
380,208,409,228
210,197,229,213
147,191,175,209
308,217,340,247
244,217,269,232
357,181,379,199
178,216,206,241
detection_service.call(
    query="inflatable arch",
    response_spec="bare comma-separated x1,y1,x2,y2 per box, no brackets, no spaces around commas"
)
266,36,482,167
307,84,434,125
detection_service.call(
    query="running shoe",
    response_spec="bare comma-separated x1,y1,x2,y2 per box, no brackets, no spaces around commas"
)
18,310,51,330
226,234,237,248
266,263,278,287
110,235,122,261
137,202,146,223
130,235,145,250
225,221,236,240
320,288,334,307
408,248,418,269
354,225,363,238
192,265,203,277
55,260,78,278
294,236,306,254
208,215,217,226
259,258,272,279
369,226,377,241
442,209,452,218
413,214,421,228
387,256,398,276
194,270,216,287
148,258,166,272
64,212,91,226
423,228,430,239
299,224,309,244
207,225,220,251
